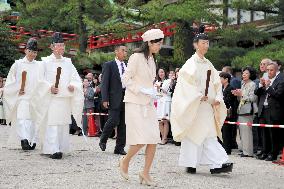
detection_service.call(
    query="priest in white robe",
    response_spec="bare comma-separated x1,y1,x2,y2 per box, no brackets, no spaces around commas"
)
31,32,84,159
3,38,43,150
171,25,233,174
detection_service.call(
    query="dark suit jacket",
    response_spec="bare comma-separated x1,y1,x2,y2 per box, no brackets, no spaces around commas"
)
101,60,123,110
255,73,284,122
230,77,241,89
223,85,238,119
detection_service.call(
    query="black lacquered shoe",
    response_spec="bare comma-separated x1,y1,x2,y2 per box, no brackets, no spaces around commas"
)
114,149,127,155
50,152,63,159
186,167,196,174
257,154,268,160
210,163,233,174
21,139,31,150
265,154,276,161
99,142,106,151
30,143,36,150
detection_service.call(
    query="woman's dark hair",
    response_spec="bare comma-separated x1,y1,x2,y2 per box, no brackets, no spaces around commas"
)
136,38,163,60
242,66,257,81
156,68,167,82
93,75,99,80
93,74,100,86
219,72,231,83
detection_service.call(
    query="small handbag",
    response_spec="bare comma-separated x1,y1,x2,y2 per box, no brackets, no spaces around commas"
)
238,101,253,115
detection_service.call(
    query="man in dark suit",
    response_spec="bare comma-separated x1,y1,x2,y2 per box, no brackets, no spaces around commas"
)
99,46,128,155
255,62,284,161
253,58,272,155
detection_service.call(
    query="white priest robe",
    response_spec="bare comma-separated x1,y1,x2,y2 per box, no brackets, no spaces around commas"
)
171,53,228,169
31,54,84,154
3,57,44,148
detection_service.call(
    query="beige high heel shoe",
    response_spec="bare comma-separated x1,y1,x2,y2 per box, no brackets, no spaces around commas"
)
118,156,129,180
138,172,156,186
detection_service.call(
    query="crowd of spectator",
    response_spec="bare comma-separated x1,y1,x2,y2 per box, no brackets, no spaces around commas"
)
219,59,284,162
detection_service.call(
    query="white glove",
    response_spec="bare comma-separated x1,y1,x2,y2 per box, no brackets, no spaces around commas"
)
140,87,159,99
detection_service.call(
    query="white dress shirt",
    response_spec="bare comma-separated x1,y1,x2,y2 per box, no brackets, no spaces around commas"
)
115,58,127,88
263,72,279,105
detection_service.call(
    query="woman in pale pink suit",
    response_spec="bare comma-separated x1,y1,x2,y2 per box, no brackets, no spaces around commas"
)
119,29,164,186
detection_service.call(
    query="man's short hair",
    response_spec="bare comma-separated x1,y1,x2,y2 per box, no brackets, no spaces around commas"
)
260,58,272,64
222,66,232,74
267,62,278,70
114,45,126,51
219,72,231,83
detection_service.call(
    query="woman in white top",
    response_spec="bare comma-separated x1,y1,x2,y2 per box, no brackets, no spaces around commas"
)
155,68,174,144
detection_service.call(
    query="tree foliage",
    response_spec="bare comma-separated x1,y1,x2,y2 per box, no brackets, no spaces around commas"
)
0,23,21,77
6,0,281,73
231,40,284,69
212,24,272,48
111,0,223,64
206,46,248,70
14,0,113,52
72,51,114,72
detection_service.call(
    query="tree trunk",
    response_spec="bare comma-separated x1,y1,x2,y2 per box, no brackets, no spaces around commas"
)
78,1,88,53
222,0,229,27
173,20,195,64
237,8,241,25
279,0,284,22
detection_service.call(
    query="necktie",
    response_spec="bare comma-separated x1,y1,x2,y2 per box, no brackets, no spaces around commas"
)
121,62,125,74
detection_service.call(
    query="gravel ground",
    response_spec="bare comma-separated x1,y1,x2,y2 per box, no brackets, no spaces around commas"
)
0,124,283,189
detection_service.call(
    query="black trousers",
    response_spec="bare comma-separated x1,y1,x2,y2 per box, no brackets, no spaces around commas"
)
98,104,108,132
222,117,237,153
69,115,81,134
260,108,281,157
253,116,263,153
100,103,126,151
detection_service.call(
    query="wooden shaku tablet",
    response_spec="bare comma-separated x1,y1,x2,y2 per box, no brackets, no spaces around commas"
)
55,67,62,88
20,71,27,92
205,70,211,97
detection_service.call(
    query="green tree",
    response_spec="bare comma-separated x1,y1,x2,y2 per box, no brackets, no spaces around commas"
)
14,0,113,53
112,0,223,64
73,51,114,73
0,23,21,76
231,40,284,69
213,24,272,48
206,46,248,70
